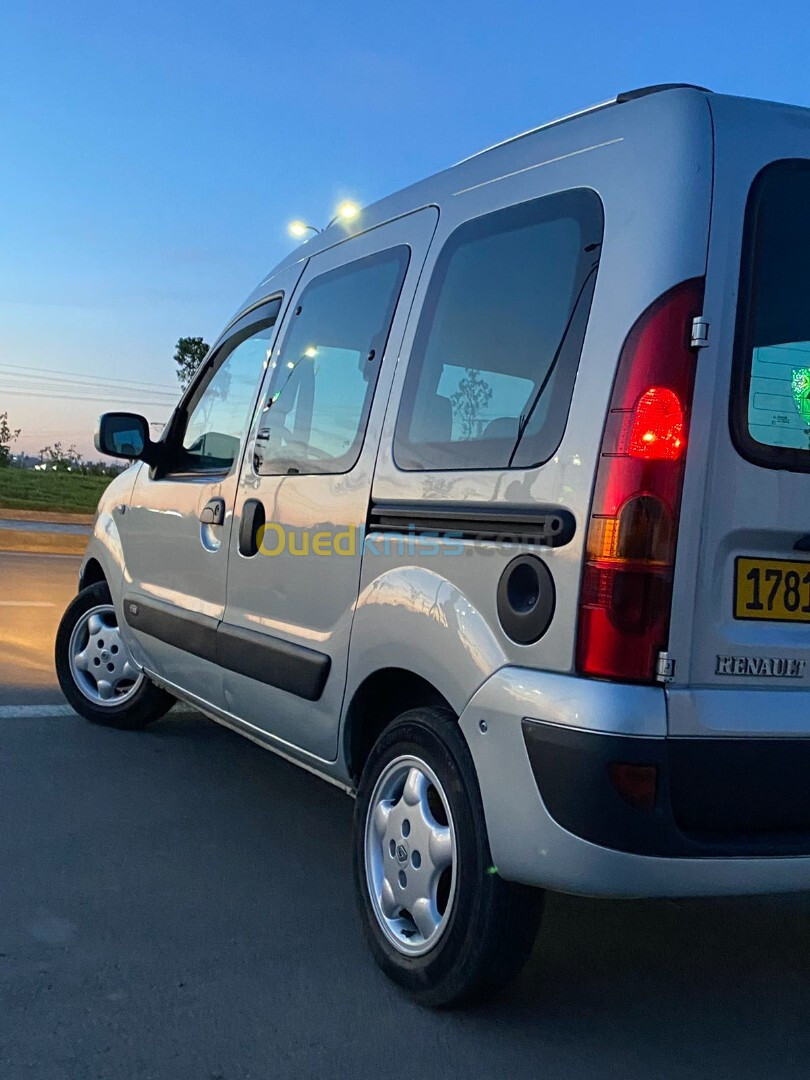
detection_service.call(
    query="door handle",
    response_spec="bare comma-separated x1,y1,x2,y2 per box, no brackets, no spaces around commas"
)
256,428,271,442
200,497,226,526
239,499,266,556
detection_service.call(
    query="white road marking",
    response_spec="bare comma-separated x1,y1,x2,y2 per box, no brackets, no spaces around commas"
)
0,601,56,608
0,703,198,719
0,705,75,718
0,550,81,559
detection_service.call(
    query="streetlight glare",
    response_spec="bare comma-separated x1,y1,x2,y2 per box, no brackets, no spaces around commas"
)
287,204,358,245
288,220,318,239
336,200,360,222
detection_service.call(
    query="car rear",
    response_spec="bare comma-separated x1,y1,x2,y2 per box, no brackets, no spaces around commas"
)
659,95,810,850
464,90,810,894
564,91,810,863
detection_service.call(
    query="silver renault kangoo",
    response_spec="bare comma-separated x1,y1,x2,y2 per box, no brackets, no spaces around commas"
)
57,84,810,1006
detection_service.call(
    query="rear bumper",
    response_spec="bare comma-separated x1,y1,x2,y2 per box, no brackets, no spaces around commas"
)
458,668,810,897
668,685,810,737
523,721,810,857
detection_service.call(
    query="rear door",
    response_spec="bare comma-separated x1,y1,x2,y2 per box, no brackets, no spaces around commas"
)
668,97,810,727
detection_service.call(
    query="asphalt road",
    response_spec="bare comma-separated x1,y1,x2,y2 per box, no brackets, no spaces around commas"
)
0,552,82,704
2,553,810,1078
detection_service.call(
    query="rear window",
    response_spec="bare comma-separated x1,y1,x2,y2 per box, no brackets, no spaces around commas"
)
734,160,810,471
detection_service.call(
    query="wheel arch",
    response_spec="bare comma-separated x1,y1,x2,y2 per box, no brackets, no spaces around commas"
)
343,668,453,784
79,557,107,591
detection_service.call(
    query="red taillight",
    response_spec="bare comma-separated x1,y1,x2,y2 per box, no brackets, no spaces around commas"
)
627,387,685,460
576,279,704,682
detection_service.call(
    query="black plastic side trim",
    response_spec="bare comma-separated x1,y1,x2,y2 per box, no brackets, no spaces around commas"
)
122,595,331,701
523,719,810,857
122,595,218,663
216,623,330,702
368,502,576,547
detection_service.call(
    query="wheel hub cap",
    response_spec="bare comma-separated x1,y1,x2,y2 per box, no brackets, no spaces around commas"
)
364,755,457,957
68,604,145,707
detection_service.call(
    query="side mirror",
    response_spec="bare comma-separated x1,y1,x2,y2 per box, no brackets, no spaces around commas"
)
95,413,158,464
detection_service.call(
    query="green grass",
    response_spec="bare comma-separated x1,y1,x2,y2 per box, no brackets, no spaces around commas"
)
0,468,112,515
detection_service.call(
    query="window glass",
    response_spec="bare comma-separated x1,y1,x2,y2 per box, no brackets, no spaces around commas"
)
436,364,534,442
738,162,810,464
180,318,278,473
393,189,603,471
254,247,409,475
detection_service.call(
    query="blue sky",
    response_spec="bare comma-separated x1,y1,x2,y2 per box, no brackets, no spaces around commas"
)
2,0,809,455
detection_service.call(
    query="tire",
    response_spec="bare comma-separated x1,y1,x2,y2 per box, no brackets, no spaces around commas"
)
353,706,543,1007
55,581,175,730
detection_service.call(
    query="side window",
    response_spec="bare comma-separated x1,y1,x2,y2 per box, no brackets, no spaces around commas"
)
254,247,409,476
393,189,603,471
176,309,280,474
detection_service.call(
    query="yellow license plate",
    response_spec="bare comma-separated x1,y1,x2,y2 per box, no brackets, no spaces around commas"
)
735,557,810,622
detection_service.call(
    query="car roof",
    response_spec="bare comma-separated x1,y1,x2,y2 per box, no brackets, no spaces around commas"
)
236,83,809,316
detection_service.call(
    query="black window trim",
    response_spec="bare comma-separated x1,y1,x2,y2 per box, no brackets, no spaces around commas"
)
155,295,285,482
730,158,810,475
253,244,411,479
392,186,605,474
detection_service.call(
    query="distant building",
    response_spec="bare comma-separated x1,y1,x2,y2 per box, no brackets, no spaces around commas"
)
10,453,42,469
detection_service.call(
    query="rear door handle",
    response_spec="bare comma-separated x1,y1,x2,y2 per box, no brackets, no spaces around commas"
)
200,497,226,526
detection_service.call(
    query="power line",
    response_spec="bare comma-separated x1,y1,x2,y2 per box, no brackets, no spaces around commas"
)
0,362,179,394
0,371,178,400
0,361,179,391
0,375,178,401
1,387,173,404
1,390,176,408
1,387,175,407
0,384,178,407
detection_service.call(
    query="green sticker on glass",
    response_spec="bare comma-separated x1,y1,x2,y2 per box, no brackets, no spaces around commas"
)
792,367,810,424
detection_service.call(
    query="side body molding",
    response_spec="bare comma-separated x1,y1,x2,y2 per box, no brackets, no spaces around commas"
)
216,622,330,702
123,596,331,702
123,595,218,662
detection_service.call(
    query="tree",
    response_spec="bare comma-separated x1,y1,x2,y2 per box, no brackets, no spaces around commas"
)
175,336,210,390
450,368,494,440
39,442,83,470
0,411,20,467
